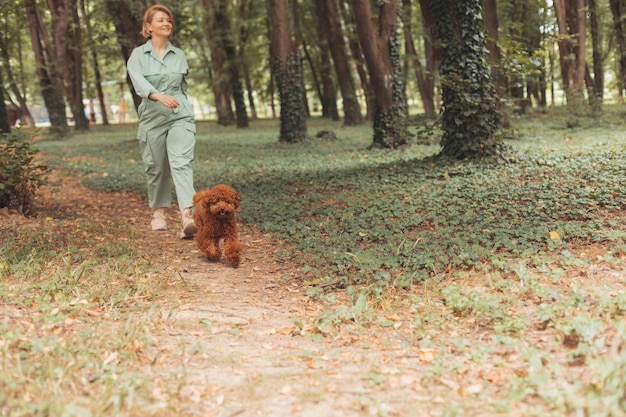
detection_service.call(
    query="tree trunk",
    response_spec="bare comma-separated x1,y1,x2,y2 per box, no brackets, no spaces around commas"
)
24,0,68,138
609,0,626,98
216,0,248,128
313,4,339,120
416,0,438,116
482,0,509,127
432,0,504,160
0,67,10,134
403,0,436,117
316,0,363,126
269,0,307,142
588,0,603,110
237,0,258,119
80,0,109,124
199,0,234,125
349,0,407,149
104,0,144,111
47,0,89,131
0,32,35,128
339,0,374,121
553,0,586,109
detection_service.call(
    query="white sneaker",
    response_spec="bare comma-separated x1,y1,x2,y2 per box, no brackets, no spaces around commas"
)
151,209,167,231
180,208,197,239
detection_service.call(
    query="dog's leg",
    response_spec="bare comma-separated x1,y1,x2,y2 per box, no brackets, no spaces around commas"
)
205,238,222,261
224,236,242,267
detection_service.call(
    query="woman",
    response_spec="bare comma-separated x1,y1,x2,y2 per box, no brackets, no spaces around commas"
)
126,4,197,239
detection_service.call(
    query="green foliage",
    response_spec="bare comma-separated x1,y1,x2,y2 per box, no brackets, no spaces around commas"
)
0,130,49,215
35,110,626,290
432,0,506,160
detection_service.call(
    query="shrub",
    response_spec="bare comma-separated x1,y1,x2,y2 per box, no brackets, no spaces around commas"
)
0,130,49,215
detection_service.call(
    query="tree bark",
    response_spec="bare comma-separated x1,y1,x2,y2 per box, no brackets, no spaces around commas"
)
609,0,626,98
312,3,339,120
104,0,144,111
269,0,307,142
349,0,407,148
199,0,234,125
588,0,603,109
0,31,35,128
482,0,509,127
80,0,109,124
24,0,68,138
216,0,248,127
316,0,363,126
553,0,586,109
403,0,436,117
0,67,10,134
47,0,89,131
339,1,374,121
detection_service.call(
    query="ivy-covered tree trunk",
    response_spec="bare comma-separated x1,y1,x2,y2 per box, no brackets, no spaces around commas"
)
269,0,307,143
349,0,407,149
431,0,505,160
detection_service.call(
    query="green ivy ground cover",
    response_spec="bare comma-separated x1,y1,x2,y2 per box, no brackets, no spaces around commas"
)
36,110,626,288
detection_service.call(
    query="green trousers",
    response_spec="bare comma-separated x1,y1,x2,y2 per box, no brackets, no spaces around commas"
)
139,121,196,213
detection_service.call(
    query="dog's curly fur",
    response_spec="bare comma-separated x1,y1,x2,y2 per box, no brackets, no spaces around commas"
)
192,184,242,267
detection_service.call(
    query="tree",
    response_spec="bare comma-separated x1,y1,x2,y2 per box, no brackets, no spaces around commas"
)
48,0,89,131
405,0,436,117
104,0,145,111
24,0,68,138
215,0,248,128
0,0,35,128
80,0,109,124
431,0,505,159
315,0,363,126
553,0,586,109
269,0,307,142
0,66,9,133
349,0,408,149
609,0,626,98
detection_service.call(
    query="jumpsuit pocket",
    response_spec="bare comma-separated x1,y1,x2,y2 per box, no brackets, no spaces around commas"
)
139,139,156,168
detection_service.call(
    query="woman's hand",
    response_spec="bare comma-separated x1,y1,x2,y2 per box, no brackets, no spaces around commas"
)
150,92,179,109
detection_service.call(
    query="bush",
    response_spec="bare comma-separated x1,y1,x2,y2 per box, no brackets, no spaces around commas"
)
0,130,49,215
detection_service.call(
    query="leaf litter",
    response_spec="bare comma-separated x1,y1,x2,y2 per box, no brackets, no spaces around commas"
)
0,169,625,417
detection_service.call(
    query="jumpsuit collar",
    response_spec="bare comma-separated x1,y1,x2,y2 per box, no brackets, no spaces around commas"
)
144,39,175,59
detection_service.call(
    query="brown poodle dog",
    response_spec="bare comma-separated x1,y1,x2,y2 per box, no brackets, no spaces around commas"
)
192,184,242,267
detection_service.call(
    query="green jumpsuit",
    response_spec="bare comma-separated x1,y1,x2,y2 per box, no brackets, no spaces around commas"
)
127,40,196,213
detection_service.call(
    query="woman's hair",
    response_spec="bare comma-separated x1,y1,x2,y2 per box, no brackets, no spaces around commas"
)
141,5,174,39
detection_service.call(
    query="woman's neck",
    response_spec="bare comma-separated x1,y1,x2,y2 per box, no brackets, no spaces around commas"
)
151,37,169,50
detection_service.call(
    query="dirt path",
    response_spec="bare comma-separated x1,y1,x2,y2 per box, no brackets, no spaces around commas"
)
30,173,444,417
9,171,625,417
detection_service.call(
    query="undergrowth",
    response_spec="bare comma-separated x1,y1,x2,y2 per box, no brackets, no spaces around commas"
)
0,216,167,415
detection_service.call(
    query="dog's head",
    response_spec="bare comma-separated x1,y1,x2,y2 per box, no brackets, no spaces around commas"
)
195,184,241,220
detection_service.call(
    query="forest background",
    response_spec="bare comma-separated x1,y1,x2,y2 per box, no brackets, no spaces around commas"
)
1,0,626,416
2,0,626,149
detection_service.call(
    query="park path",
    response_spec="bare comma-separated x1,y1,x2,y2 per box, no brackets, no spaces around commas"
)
40,172,442,417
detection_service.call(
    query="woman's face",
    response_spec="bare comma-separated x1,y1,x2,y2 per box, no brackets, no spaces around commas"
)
148,11,173,39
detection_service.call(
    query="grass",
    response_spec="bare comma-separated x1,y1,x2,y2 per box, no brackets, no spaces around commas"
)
1,105,626,416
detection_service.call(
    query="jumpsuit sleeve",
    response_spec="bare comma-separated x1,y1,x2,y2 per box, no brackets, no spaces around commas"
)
127,48,159,99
